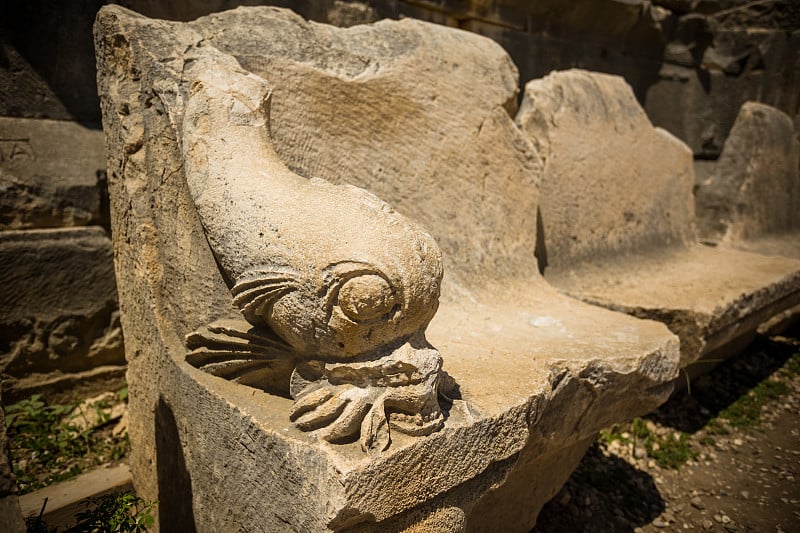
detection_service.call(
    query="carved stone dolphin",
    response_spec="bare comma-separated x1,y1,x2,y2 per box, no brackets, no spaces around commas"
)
180,58,446,450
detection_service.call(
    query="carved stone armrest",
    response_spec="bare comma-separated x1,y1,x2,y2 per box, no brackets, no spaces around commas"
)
180,59,446,452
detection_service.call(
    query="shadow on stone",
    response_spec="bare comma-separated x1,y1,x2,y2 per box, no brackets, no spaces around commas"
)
535,206,548,275
532,443,665,532
155,397,197,533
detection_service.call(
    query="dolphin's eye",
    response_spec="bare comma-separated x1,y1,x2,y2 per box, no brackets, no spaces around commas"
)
337,274,396,322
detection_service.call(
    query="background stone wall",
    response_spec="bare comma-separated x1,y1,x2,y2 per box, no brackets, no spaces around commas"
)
1,0,797,402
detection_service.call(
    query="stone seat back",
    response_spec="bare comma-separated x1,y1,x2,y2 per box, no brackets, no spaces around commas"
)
695,101,800,258
517,69,800,366
516,69,696,270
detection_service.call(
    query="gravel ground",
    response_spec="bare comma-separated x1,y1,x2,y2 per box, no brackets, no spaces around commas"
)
533,328,800,533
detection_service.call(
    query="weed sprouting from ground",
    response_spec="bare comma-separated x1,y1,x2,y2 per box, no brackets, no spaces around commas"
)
600,419,697,469
71,491,156,533
596,343,800,470
5,389,129,494
24,491,155,533
717,379,790,429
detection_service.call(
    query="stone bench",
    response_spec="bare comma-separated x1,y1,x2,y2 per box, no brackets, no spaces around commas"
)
696,101,800,334
516,70,800,368
95,6,679,531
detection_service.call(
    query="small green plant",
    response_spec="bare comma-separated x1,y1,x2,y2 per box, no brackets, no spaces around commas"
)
630,418,696,469
598,426,630,446
598,419,696,468
716,378,789,429
71,491,156,533
5,392,130,494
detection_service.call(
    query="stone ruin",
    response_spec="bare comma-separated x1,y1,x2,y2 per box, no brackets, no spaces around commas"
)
88,4,800,531
3,0,798,406
0,1,798,531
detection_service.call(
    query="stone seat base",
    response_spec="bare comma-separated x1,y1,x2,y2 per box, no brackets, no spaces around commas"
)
546,244,800,366
161,278,679,532
94,7,684,531
425,279,679,530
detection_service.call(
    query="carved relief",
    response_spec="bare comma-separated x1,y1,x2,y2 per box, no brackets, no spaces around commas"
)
180,61,447,452
0,138,34,165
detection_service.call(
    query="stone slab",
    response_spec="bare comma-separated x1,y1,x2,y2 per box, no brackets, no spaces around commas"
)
726,235,800,260
546,245,800,366
95,6,680,531
517,69,800,366
0,227,125,391
517,69,696,267
0,117,107,229
18,464,132,530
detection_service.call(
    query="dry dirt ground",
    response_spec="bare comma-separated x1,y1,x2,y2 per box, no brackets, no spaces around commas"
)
533,327,800,533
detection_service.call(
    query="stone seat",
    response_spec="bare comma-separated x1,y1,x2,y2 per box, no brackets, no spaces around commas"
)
517,70,800,367
696,101,800,333
95,7,679,532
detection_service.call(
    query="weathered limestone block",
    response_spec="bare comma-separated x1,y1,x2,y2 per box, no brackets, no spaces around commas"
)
390,0,667,102
0,117,108,230
695,102,800,254
517,69,800,366
95,6,680,531
0,227,125,401
644,9,800,158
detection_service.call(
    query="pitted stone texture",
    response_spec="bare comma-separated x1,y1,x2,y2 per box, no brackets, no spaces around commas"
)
95,6,679,531
518,69,800,366
0,117,108,230
695,102,800,253
0,227,124,396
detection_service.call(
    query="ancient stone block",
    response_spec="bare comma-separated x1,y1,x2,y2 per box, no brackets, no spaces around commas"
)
644,22,800,158
96,6,680,531
517,69,800,366
0,227,125,399
695,102,800,249
0,117,107,230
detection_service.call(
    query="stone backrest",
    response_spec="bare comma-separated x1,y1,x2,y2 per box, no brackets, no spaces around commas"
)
695,101,800,244
190,9,542,289
516,69,696,271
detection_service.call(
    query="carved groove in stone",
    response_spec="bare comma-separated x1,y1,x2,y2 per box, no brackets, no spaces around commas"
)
180,57,446,452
